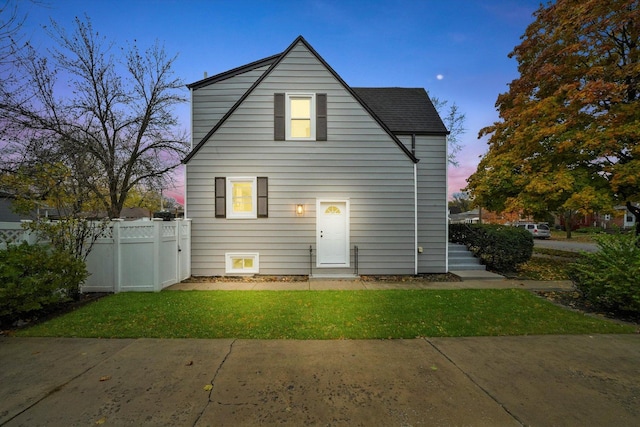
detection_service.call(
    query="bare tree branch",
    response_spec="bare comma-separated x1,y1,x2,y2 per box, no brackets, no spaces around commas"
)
0,15,188,218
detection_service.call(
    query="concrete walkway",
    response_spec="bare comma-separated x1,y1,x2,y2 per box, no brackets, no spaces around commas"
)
3,275,635,426
1,335,639,426
166,273,575,292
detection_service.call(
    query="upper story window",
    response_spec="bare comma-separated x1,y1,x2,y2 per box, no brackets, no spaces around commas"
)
287,94,315,139
274,93,327,142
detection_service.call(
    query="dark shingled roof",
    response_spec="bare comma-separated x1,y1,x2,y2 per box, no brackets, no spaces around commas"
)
352,88,449,135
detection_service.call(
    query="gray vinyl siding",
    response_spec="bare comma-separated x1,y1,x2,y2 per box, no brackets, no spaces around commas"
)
191,65,271,144
187,42,417,276
409,135,448,273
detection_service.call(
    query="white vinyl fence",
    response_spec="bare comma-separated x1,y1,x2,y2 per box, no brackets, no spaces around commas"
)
0,219,191,293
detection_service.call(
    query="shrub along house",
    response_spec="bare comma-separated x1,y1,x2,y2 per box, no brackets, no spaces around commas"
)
183,36,449,277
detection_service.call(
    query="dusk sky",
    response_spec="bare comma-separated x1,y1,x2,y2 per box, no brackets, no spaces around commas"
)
18,0,544,204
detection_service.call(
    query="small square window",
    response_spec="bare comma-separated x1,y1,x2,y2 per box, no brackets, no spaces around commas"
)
226,253,259,274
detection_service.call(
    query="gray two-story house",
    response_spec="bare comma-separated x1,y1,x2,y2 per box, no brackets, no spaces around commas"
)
184,36,449,277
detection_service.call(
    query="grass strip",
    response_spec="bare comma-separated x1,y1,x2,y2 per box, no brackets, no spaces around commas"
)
15,289,635,339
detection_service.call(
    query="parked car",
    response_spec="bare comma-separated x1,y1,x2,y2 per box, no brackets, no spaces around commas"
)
515,223,551,239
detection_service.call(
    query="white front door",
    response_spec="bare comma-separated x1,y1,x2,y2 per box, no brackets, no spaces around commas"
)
317,200,349,266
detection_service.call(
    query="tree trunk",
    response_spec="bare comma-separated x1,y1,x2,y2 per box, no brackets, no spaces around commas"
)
564,211,573,239
626,201,640,237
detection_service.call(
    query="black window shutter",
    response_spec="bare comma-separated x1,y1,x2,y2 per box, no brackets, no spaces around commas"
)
316,93,327,141
215,177,226,218
257,177,268,218
274,93,285,141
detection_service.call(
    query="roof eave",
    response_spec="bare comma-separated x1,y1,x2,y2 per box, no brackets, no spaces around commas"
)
186,53,282,90
393,130,451,136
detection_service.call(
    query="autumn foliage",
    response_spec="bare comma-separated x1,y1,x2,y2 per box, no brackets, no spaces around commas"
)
467,0,640,230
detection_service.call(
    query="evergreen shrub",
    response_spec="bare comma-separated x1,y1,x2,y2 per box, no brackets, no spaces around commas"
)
0,243,88,325
569,233,640,314
449,223,534,272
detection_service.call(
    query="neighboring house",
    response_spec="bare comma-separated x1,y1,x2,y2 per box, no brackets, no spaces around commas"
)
449,208,480,224
183,36,449,277
0,193,25,222
120,207,152,221
558,206,638,231
0,191,57,222
614,204,638,230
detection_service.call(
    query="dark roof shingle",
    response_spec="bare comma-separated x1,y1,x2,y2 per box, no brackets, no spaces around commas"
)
352,87,448,135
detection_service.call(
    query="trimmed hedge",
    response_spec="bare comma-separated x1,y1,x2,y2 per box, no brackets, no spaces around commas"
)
450,223,534,272
569,233,640,314
0,243,88,325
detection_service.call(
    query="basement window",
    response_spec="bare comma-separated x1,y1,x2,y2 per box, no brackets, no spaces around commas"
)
225,253,259,274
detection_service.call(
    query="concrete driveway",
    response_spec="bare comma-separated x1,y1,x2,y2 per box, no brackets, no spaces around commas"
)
1,335,639,426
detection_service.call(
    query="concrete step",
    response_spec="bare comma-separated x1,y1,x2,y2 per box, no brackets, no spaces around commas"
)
448,244,471,253
449,264,486,271
449,253,479,261
450,260,483,268
448,243,486,271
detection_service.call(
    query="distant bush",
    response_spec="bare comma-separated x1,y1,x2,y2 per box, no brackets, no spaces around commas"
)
569,233,640,314
574,227,607,234
0,243,88,326
449,224,534,272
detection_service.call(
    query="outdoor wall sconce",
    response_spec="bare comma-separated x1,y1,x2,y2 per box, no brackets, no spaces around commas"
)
296,204,304,216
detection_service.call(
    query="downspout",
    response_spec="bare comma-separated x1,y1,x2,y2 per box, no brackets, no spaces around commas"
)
445,134,449,273
414,162,418,276
412,134,418,275
411,134,416,157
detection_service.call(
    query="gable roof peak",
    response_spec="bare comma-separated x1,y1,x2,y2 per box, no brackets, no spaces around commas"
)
183,36,425,164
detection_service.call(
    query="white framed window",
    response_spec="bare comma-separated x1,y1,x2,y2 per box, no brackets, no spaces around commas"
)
226,177,257,219
286,93,316,140
215,176,268,219
225,252,259,274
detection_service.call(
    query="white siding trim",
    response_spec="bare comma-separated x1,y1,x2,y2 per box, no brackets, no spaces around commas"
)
189,87,194,150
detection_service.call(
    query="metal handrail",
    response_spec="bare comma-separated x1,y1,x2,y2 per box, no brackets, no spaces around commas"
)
353,245,359,275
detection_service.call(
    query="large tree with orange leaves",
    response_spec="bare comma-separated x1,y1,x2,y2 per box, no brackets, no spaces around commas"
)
467,0,640,235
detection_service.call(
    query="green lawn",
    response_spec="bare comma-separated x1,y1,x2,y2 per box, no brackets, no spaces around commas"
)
15,289,635,339
550,230,597,242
